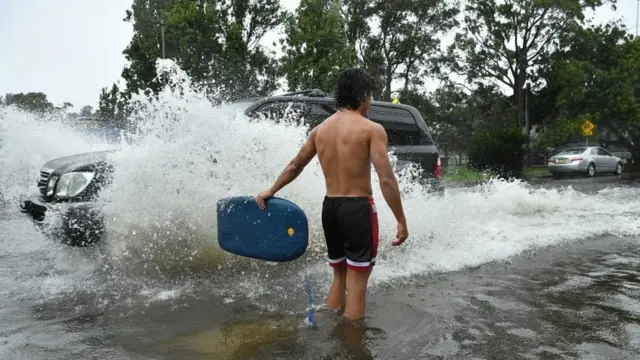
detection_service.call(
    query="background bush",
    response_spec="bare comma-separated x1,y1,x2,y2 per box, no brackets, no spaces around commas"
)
468,127,529,179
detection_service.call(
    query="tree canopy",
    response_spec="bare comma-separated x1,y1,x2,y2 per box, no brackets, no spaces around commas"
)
8,0,640,170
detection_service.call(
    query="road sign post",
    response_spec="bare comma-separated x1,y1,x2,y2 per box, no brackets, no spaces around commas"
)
581,120,595,146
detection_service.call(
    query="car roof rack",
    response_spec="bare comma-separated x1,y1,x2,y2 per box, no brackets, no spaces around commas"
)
280,89,327,98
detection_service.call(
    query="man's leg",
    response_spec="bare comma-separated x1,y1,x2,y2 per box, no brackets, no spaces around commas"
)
340,196,379,321
327,263,347,312
322,197,347,312
343,266,372,320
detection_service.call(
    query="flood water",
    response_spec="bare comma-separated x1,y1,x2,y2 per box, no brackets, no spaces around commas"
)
2,61,640,359
3,183,640,360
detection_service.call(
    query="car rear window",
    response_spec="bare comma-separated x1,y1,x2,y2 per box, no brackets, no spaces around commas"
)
558,148,586,155
367,105,428,146
252,100,430,146
308,102,430,146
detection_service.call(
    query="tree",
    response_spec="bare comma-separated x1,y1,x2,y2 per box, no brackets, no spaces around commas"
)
366,0,460,101
543,21,640,159
337,0,459,100
79,105,94,117
3,92,55,114
425,83,518,158
97,84,133,125
444,0,614,131
279,0,357,92
468,126,529,178
116,0,284,102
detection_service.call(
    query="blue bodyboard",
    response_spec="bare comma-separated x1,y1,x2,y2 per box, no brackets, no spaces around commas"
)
216,196,309,262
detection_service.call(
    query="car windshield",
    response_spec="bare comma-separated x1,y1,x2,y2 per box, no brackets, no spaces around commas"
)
216,100,253,114
557,148,586,155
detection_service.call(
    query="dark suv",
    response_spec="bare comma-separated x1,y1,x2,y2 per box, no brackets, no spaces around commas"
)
19,89,442,246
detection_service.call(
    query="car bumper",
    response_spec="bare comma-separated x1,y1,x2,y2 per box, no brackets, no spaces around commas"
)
547,162,588,173
19,193,105,246
19,193,97,215
19,194,50,221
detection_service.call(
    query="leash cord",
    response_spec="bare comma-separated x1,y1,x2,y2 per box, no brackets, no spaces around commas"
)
304,251,315,327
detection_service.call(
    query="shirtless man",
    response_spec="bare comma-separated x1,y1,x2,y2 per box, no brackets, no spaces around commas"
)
255,68,408,321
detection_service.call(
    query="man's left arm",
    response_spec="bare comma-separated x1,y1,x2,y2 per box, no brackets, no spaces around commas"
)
266,128,318,195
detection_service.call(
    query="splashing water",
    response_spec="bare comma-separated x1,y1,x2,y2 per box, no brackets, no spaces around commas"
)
3,59,640,303
0,107,120,202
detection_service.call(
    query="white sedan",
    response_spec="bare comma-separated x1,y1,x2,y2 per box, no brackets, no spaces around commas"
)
548,146,624,178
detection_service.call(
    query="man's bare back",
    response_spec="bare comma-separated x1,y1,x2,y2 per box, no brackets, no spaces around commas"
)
314,110,377,198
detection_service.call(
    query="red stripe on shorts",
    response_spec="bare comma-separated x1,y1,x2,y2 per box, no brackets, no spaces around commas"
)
368,196,379,260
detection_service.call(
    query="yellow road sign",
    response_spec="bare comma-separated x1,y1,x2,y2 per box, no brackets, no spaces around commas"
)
392,97,400,104
581,120,595,136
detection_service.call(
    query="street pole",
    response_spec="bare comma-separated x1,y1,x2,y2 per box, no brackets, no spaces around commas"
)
161,22,166,59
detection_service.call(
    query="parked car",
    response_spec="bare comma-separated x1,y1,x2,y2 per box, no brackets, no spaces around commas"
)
547,146,624,178
19,89,443,246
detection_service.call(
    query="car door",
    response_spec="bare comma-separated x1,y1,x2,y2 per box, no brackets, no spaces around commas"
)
588,148,604,169
597,148,616,170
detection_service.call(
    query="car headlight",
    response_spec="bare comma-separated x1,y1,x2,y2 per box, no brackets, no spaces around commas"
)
55,172,95,199
46,175,59,196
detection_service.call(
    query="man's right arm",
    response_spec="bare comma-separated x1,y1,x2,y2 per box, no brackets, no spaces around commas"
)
369,123,406,224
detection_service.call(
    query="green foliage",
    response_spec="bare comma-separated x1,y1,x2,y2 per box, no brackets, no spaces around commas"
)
3,92,54,114
468,127,529,178
535,116,582,149
365,0,460,100
279,0,357,93
444,0,615,128
410,83,519,155
97,84,133,124
14,0,634,175
98,0,285,119
545,21,640,157
442,166,495,183
0,92,80,117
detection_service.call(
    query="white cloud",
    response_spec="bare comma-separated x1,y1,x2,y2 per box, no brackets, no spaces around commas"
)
0,0,633,108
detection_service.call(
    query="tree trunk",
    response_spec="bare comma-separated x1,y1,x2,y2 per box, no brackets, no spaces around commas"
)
605,122,640,172
383,65,393,102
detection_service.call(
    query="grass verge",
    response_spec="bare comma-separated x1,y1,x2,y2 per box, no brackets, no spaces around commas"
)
523,166,549,178
441,166,495,183
442,165,550,183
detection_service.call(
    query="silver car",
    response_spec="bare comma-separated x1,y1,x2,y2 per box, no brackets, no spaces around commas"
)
548,146,624,178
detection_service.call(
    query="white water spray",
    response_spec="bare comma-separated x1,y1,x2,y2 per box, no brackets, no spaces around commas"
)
2,59,640,299
0,107,119,202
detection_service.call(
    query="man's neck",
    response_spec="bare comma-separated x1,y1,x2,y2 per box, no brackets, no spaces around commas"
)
339,107,364,116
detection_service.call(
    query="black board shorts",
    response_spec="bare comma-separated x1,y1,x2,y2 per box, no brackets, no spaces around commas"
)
321,196,379,272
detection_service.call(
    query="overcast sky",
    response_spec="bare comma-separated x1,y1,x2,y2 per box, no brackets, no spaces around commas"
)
0,0,636,110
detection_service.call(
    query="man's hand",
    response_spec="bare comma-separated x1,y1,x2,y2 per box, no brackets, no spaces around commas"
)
255,189,275,210
391,221,408,246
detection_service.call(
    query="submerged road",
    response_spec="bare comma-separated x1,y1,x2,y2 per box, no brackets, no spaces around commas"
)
1,176,639,360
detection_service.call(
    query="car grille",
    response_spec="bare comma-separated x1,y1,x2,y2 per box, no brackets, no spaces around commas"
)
37,168,53,196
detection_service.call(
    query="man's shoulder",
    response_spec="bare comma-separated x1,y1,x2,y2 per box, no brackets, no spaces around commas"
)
365,118,383,128
364,119,385,134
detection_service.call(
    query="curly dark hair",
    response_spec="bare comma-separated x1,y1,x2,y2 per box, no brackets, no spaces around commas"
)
335,68,376,110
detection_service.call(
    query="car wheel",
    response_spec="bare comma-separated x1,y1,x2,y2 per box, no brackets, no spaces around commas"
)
61,207,105,247
586,163,596,177
614,162,623,175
